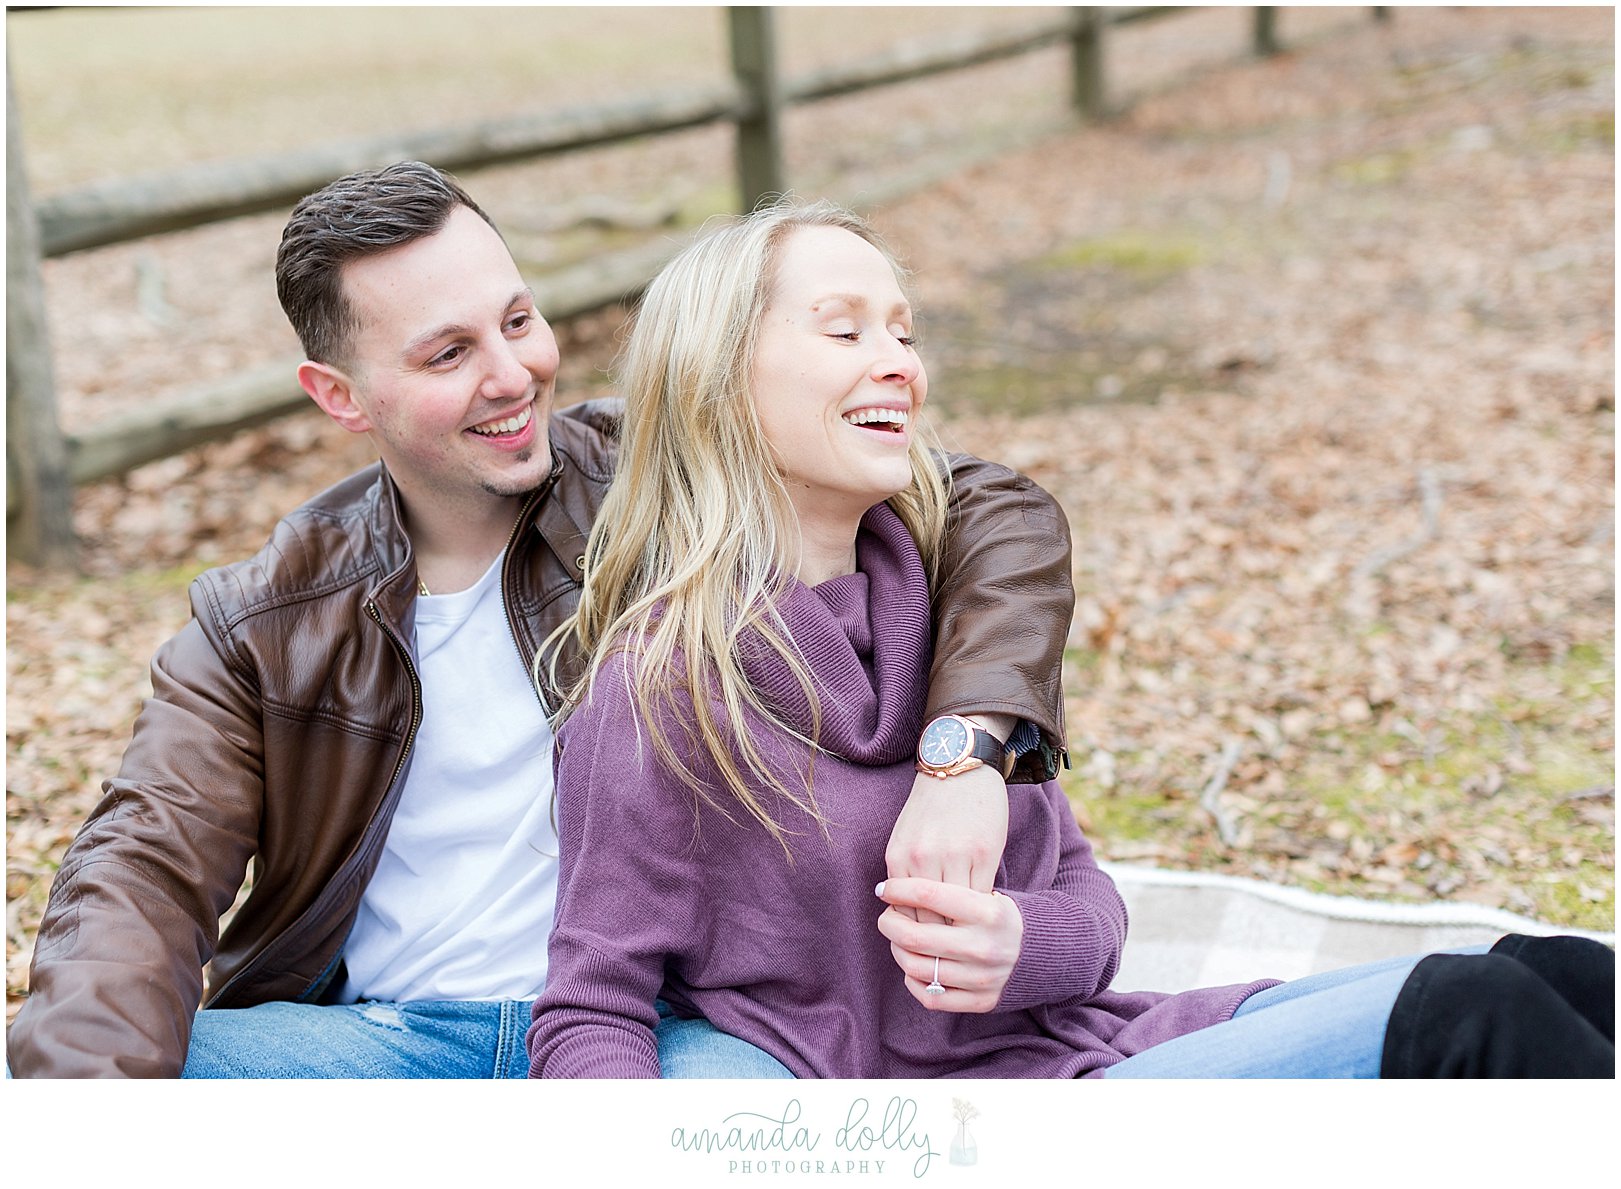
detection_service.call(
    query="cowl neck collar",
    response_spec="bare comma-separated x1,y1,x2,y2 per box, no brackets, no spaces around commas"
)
739,503,931,765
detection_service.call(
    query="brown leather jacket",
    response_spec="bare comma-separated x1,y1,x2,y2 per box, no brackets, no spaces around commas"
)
8,401,1072,1077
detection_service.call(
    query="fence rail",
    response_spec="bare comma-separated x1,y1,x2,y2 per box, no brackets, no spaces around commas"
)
35,84,750,258
6,6,1387,566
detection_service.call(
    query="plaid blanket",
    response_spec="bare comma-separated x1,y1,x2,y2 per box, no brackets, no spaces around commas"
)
1103,862,1616,994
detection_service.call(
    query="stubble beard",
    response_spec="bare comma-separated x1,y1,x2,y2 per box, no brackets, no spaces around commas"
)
478,447,548,499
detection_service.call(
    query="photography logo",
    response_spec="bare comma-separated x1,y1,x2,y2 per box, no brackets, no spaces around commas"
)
948,1098,979,1168
669,1095,941,1179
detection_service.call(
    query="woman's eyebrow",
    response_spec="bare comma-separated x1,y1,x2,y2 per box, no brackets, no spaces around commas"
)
809,292,912,317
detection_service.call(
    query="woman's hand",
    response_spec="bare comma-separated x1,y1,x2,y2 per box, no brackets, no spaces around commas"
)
883,767,1009,913
874,877,1024,1013
883,712,1018,926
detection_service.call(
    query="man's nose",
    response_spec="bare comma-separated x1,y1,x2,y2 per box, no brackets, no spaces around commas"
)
484,339,533,398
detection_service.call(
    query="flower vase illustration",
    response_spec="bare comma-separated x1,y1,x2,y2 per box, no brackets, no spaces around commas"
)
950,1098,979,1166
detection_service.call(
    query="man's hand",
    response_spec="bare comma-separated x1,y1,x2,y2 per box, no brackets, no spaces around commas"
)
874,877,1024,1013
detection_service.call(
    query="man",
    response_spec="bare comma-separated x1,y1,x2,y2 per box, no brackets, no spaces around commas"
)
8,161,1073,1078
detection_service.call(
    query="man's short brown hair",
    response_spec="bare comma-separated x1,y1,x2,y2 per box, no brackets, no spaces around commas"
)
275,160,496,365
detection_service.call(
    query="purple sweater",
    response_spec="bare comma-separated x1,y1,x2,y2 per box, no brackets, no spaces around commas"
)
529,505,1275,1078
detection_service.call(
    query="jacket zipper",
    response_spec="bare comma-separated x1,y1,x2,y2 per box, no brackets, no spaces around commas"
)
365,599,426,793
502,487,550,711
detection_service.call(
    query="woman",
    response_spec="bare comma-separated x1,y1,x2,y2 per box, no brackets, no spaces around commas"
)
527,199,1612,1079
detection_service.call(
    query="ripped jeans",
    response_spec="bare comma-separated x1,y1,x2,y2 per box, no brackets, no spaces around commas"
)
182,998,794,1079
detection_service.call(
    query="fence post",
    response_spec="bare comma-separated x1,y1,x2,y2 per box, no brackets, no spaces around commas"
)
728,6,786,211
6,67,77,569
1070,7,1108,121
1254,8,1280,57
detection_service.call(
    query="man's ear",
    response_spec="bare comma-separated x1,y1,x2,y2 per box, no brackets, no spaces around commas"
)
298,360,372,435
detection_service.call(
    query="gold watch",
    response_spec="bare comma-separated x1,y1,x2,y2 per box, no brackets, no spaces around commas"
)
915,714,1014,779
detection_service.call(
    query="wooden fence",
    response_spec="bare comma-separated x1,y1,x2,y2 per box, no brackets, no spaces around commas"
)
6,6,1390,567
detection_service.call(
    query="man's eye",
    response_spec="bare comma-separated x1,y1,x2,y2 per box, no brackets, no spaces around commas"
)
507,312,532,333
429,345,463,367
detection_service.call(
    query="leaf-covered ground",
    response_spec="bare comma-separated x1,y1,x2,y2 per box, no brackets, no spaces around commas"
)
7,7,1613,1021
903,8,1615,929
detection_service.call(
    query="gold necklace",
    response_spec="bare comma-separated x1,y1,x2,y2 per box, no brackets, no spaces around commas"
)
417,578,430,597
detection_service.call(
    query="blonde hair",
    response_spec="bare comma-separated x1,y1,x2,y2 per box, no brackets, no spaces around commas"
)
542,198,951,854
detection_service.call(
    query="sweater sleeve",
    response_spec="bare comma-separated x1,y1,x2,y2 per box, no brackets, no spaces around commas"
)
526,664,698,1079
992,784,1128,1011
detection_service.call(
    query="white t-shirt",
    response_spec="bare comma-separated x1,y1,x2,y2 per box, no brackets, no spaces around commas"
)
337,550,559,1002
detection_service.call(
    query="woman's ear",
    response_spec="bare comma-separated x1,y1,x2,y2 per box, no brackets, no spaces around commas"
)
298,360,372,435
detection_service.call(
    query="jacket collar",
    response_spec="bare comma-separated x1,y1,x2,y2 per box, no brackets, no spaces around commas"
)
363,448,568,629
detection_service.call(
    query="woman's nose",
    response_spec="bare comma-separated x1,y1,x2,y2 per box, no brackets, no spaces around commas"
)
872,339,919,385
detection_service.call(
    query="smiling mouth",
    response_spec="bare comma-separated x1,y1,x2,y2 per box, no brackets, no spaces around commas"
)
469,404,533,437
842,408,909,433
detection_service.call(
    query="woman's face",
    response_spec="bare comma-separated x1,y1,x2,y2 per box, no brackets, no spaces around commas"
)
750,224,927,529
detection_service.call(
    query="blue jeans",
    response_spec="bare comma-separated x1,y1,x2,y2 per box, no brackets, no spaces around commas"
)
1104,944,1490,1078
181,998,794,1079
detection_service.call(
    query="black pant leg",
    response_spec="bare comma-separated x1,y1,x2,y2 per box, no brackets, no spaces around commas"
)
1489,933,1614,1043
1381,952,1614,1078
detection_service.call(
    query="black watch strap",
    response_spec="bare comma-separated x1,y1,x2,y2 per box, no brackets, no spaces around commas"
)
969,727,1015,779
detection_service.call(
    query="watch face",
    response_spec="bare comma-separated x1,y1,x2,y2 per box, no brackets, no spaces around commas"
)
920,717,971,767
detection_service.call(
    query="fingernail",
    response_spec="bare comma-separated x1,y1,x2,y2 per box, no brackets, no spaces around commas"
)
874,881,886,898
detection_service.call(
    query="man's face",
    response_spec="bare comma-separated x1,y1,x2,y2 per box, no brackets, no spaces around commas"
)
335,204,559,514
